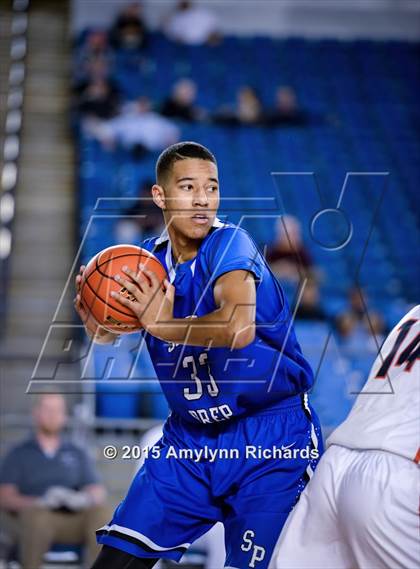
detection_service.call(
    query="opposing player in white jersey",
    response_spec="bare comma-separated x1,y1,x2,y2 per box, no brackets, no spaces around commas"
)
269,305,420,569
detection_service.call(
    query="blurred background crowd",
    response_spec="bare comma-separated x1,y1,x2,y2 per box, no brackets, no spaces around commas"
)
71,0,417,425
0,0,418,567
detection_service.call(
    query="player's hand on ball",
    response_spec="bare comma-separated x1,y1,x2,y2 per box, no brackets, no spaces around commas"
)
74,265,115,340
74,265,99,334
112,263,175,336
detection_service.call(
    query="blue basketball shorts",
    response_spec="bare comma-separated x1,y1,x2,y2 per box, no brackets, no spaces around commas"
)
97,395,323,569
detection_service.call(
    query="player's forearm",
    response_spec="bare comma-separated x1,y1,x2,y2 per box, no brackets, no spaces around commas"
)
152,307,255,349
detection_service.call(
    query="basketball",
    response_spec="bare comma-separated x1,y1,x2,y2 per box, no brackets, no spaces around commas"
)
80,245,168,334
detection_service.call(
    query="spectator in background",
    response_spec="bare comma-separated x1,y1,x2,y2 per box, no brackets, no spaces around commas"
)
77,78,119,120
160,78,206,122
85,96,180,157
109,2,148,50
296,279,327,321
75,30,114,76
267,215,314,282
0,394,109,569
265,86,308,127
115,179,164,245
164,1,220,46
73,56,113,96
214,86,264,126
335,287,386,348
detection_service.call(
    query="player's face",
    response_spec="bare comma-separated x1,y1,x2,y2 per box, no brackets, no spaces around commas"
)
158,158,220,241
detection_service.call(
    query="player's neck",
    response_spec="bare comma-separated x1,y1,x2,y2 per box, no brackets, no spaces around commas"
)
168,227,201,263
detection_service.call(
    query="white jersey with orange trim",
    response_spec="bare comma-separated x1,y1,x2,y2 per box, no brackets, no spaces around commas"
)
328,305,420,463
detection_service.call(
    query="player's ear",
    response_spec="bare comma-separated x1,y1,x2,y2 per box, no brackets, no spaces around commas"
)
152,184,166,210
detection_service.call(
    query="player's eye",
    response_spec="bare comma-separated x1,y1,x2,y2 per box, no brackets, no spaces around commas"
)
207,185,218,192
180,184,193,191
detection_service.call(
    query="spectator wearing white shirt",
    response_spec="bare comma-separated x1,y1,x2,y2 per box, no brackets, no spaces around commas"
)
85,97,180,157
164,1,220,46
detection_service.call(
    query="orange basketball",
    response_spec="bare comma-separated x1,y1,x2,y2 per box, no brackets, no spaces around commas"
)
80,245,168,334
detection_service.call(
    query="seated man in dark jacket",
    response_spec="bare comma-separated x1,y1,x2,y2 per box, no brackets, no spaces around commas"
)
0,394,110,569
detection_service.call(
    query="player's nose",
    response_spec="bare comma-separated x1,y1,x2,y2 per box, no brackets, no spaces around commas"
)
192,186,209,206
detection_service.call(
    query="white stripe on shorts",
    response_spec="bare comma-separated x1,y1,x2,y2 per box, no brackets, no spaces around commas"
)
98,523,191,552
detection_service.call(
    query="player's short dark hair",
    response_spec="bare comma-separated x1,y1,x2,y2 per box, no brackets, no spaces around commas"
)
156,141,217,185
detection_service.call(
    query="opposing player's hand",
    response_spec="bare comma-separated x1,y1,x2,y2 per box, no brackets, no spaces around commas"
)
112,264,175,336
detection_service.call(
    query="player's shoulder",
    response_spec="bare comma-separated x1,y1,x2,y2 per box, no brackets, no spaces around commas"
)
140,236,161,252
139,235,168,261
399,304,420,324
203,220,256,249
384,304,420,345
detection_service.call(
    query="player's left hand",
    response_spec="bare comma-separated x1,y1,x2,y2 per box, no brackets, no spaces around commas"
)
111,264,175,336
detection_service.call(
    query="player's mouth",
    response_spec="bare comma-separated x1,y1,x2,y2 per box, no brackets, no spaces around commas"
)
191,213,210,225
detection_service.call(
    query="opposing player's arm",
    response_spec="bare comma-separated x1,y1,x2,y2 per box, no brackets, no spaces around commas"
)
113,266,256,349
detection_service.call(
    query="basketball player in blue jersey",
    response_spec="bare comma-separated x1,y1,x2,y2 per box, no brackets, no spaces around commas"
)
75,142,323,569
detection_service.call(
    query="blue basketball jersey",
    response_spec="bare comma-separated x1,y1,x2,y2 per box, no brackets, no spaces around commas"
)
140,220,313,425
